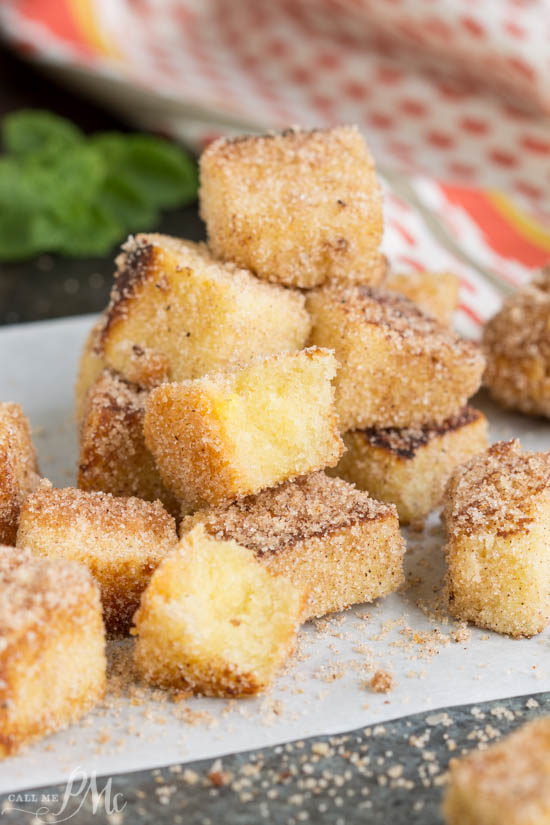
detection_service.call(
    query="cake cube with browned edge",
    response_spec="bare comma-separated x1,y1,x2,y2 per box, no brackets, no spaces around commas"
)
17,484,178,635
443,716,550,825
443,440,550,638
331,407,488,525
483,267,550,418
200,126,384,289
386,270,460,326
78,369,180,517
307,284,485,431
182,472,405,620
0,546,106,758
0,402,40,545
75,317,107,424
134,524,307,696
97,233,311,389
144,348,344,509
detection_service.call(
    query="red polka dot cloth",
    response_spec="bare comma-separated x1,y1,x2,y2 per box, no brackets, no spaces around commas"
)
2,0,550,338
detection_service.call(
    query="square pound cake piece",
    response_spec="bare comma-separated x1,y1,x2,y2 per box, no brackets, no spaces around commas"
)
332,408,488,524
78,369,180,516
183,472,405,620
386,270,460,326
200,126,384,288
144,348,344,508
17,485,178,635
443,717,550,825
307,284,485,431
443,440,550,637
0,402,40,545
98,233,310,389
0,546,106,758
134,524,307,696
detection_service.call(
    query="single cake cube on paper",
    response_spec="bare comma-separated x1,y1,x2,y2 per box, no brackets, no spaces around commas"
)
386,270,460,326
134,524,307,696
332,408,488,524
443,717,550,825
307,284,485,431
78,369,180,516
75,317,107,424
0,546,106,758
144,348,344,508
17,485,178,635
200,126,384,288
443,440,550,637
97,233,310,388
182,472,405,620
0,402,40,545
483,267,550,418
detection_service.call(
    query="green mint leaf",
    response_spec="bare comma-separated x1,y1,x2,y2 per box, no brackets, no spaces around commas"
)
2,109,83,159
54,202,124,257
93,132,198,209
98,174,159,233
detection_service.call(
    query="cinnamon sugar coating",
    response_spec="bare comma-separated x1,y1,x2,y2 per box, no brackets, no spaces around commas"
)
443,717,550,825
0,402,40,545
0,546,106,757
144,348,344,508
483,268,550,417
183,473,404,619
200,126,384,288
443,440,550,637
332,408,488,524
134,525,307,696
386,270,459,326
307,284,485,430
97,233,310,389
17,484,178,635
78,369,180,516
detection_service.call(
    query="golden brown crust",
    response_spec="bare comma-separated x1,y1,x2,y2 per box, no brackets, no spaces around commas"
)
0,403,40,545
0,546,106,757
307,284,485,430
17,485,178,635
443,717,550,825
97,233,311,389
443,440,550,539
200,125,384,288
483,271,550,417
75,318,107,424
78,369,180,516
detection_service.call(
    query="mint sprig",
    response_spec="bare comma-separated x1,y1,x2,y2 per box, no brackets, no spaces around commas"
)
0,110,198,261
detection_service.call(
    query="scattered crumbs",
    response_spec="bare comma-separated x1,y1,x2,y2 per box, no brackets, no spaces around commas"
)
369,670,396,694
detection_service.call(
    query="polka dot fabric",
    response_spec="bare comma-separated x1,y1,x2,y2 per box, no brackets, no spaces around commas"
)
2,0,550,336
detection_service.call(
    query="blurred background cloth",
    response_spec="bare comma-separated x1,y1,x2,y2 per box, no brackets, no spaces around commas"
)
2,0,550,337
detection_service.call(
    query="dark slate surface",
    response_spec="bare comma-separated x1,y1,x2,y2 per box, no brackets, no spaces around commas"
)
2,693,549,824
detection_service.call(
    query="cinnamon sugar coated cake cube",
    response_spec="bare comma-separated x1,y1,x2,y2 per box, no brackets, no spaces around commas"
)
199,126,384,288
443,717,550,825
182,472,405,620
17,485,178,635
144,348,344,508
0,546,106,757
307,284,485,431
443,440,550,637
386,270,460,326
483,268,550,418
97,233,310,389
78,369,180,516
0,402,40,545
74,318,107,423
134,524,307,696
332,407,488,524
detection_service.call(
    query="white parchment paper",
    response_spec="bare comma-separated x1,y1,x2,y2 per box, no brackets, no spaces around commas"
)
0,315,549,794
